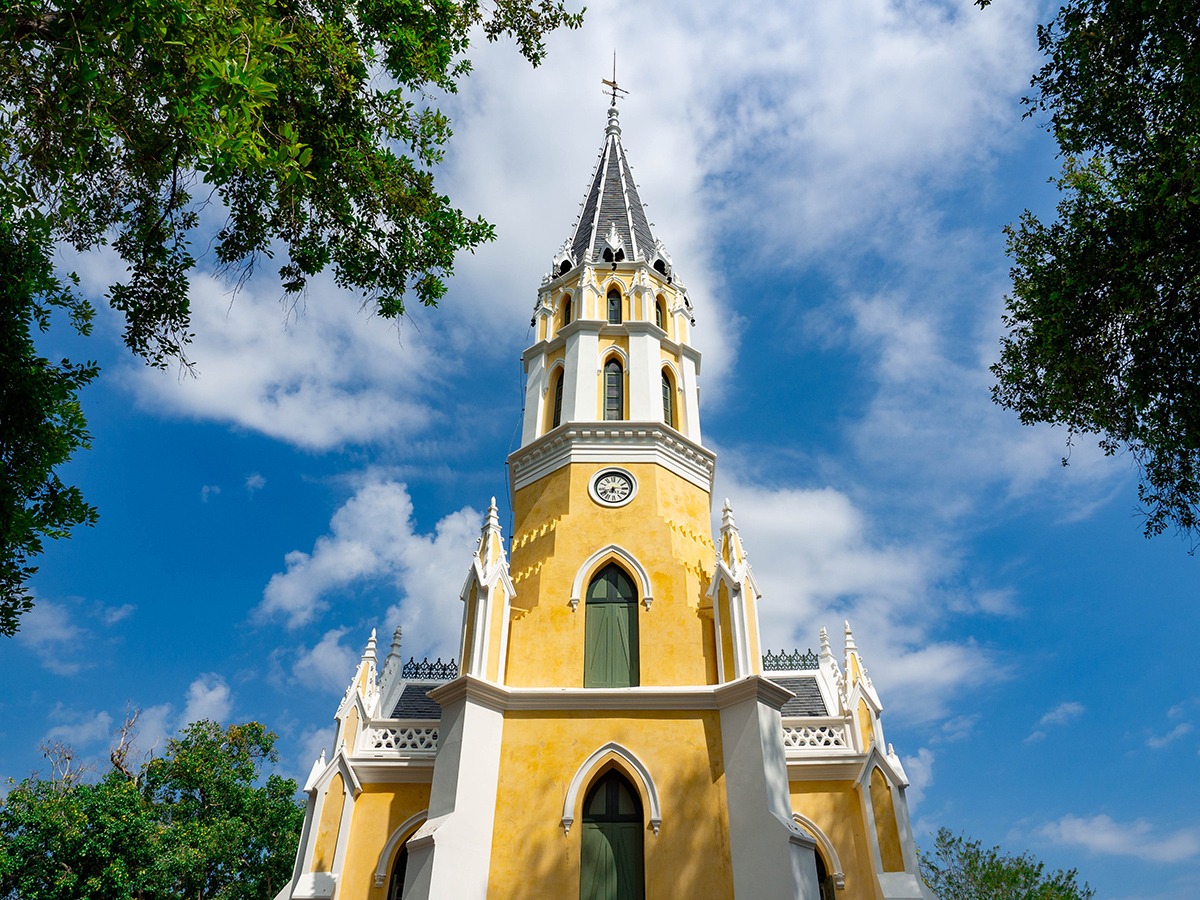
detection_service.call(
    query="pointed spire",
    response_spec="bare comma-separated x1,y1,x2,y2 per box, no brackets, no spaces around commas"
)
562,103,656,269
844,620,857,653
819,626,833,662
362,628,377,663
718,499,747,568
475,496,508,570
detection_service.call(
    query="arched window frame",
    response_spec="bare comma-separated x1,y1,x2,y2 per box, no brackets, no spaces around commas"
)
568,545,653,613
373,810,429,888
547,363,566,431
792,812,846,892
606,287,623,324
654,295,666,331
603,356,624,421
562,742,662,836
660,367,675,428
560,293,573,328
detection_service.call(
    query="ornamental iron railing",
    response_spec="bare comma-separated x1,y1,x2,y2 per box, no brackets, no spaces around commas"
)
401,657,459,680
761,648,819,671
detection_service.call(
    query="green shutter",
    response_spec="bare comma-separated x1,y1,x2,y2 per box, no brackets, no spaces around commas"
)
580,773,645,900
584,564,638,688
581,823,617,900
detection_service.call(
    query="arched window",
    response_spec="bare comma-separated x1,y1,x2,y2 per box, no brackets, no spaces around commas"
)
654,297,665,330
387,843,409,900
562,295,573,327
584,564,639,688
661,370,673,428
580,770,645,900
607,289,622,324
815,852,835,900
552,369,565,429
604,359,623,421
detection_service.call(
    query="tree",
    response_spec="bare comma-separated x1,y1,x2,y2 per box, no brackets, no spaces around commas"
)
984,1,1200,541
0,719,305,900
920,828,1095,900
0,0,583,633
0,216,98,636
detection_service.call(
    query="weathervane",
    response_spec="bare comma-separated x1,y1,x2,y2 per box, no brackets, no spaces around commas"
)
601,51,628,106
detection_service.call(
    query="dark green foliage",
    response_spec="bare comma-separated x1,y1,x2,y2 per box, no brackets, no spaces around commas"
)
987,1,1200,540
921,829,1095,900
0,0,582,630
0,216,98,636
0,721,305,900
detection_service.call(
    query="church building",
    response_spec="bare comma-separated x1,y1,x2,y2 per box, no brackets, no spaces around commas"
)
276,99,933,900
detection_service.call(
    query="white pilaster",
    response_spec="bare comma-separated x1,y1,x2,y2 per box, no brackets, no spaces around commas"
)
626,324,661,421
402,678,505,900
717,678,821,900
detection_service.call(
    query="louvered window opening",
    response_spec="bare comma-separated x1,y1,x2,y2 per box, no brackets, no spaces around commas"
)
604,360,623,421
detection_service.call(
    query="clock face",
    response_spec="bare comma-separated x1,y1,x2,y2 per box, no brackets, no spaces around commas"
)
591,469,636,506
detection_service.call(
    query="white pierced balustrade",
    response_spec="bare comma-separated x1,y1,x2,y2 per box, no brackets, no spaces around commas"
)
781,718,850,751
358,721,440,756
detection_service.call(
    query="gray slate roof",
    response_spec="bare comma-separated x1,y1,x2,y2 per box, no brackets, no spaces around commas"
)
768,676,829,717
567,110,656,266
389,682,442,720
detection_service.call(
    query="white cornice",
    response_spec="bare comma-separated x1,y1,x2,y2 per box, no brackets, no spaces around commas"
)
509,423,716,492
421,675,794,713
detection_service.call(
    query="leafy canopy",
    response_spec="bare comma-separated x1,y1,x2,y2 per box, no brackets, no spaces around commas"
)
920,828,1095,900
0,720,305,900
0,0,582,633
985,1,1200,540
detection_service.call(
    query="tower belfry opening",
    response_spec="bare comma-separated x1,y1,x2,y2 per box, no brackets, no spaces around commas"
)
279,96,933,900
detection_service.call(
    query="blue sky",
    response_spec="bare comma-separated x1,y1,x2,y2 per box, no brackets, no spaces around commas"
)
4,1,1199,896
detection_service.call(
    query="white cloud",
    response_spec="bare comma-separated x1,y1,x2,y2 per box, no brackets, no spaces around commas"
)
258,478,479,660
1039,701,1085,727
902,747,935,808
1038,814,1200,864
293,629,359,693
43,704,114,746
200,484,221,502
17,601,85,675
182,674,234,723
245,472,266,494
1148,723,1193,750
714,469,1003,723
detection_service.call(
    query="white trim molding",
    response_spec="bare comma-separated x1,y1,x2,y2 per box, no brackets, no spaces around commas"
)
569,544,654,612
561,742,662,837
792,812,846,890
373,810,429,887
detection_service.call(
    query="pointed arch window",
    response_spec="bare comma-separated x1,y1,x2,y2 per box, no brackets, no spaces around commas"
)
580,770,645,900
604,359,623,421
607,289,622,324
661,370,674,428
563,295,573,327
584,563,639,688
552,369,565,429
654,298,665,330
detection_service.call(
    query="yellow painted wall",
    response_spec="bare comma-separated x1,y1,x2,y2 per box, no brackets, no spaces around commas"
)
857,698,873,751
312,773,346,872
790,780,883,900
507,462,717,687
487,711,732,899
337,782,433,898
870,767,905,873
486,585,507,682
341,707,359,751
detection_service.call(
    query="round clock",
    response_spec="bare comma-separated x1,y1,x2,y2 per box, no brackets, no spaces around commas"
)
589,468,637,507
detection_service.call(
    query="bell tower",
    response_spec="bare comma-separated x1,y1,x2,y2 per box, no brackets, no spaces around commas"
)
278,96,934,900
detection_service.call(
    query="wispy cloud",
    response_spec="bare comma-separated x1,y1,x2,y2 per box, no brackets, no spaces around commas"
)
1038,814,1200,864
293,629,359,693
902,747,935,808
257,478,479,659
16,597,133,675
1026,701,1085,743
245,472,266,494
43,704,114,746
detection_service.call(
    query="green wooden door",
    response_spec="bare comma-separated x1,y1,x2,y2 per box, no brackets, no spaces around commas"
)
580,773,644,900
584,564,639,688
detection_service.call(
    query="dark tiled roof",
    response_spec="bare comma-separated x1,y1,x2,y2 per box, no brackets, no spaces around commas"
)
389,682,442,720
769,676,828,717
567,117,656,266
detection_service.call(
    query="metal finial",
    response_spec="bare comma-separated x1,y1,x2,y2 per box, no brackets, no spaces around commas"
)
601,51,628,106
